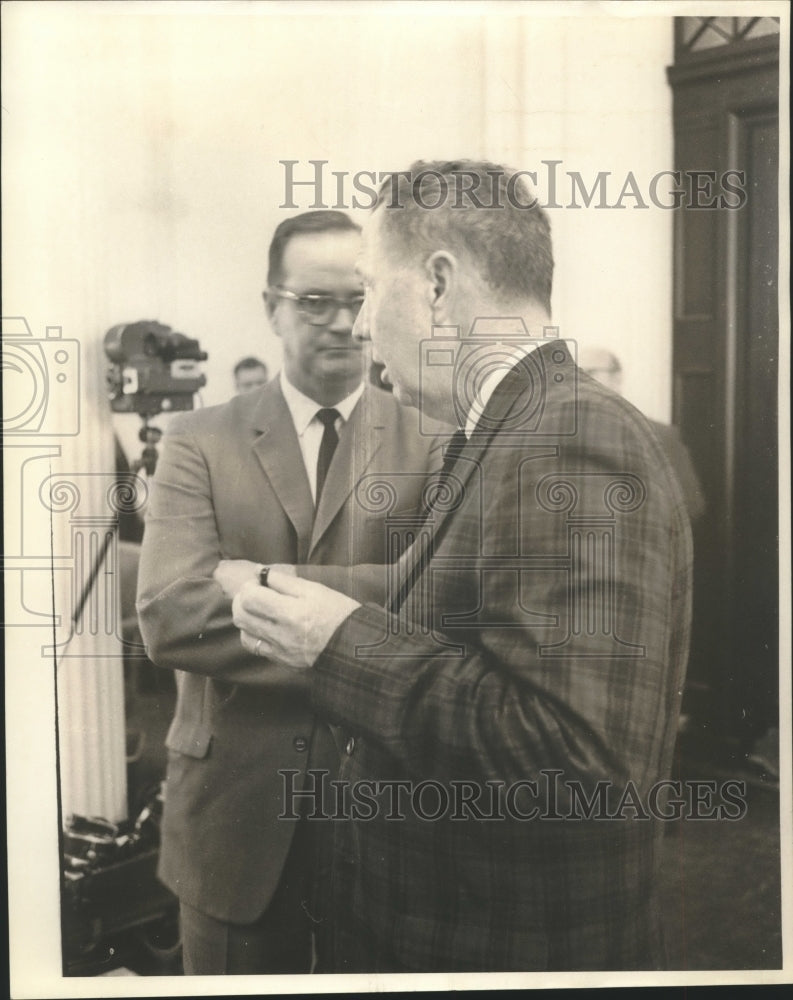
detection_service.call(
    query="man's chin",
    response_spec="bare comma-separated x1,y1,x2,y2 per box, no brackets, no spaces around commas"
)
320,355,365,379
392,384,417,409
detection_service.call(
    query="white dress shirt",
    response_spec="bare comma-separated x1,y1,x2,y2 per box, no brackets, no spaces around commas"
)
279,370,364,503
463,340,549,438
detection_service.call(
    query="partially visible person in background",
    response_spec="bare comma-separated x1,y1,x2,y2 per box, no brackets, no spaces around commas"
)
233,355,269,394
578,346,706,523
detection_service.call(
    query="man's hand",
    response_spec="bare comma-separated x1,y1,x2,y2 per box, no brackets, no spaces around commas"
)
214,559,297,599
232,569,360,670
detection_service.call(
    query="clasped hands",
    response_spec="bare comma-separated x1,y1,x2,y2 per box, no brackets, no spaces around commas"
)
213,559,360,670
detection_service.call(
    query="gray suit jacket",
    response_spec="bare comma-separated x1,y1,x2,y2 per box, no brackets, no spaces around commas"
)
137,380,445,922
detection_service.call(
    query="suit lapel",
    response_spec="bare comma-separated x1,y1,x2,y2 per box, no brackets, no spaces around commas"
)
249,382,314,563
392,342,571,612
309,386,383,556
389,421,498,613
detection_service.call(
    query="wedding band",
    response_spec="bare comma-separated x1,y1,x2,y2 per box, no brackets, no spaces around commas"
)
258,564,271,587
255,638,263,657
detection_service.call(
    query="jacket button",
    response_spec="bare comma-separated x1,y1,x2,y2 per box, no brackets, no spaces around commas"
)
293,736,308,752
345,736,355,756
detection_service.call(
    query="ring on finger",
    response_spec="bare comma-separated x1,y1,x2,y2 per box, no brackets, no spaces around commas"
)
255,638,263,657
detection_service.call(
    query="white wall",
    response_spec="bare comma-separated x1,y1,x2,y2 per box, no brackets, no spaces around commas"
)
5,4,674,432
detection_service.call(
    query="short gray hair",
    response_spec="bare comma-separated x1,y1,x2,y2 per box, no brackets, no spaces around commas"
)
374,160,553,313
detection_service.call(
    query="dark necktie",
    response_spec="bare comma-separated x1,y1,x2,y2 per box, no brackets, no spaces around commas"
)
440,428,468,476
391,428,468,613
315,408,340,504
420,428,468,522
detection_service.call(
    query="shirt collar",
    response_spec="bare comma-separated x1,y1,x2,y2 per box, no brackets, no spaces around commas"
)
463,341,544,438
279,370,364,436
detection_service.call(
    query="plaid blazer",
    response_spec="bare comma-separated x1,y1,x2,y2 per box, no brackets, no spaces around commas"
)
312,342,693,971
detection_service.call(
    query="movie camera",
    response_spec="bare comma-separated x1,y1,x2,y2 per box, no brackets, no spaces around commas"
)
104,320,207,417
104,320,208,475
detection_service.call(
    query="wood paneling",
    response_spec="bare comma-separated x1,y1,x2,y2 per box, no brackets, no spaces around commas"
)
668,28,779,752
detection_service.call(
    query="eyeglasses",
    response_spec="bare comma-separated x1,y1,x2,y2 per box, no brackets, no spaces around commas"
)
268,287,365,326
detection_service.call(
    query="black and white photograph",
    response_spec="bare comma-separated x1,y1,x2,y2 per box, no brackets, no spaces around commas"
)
3,1,790,995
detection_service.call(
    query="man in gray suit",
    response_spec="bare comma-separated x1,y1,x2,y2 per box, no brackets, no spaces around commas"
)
137,210,444,974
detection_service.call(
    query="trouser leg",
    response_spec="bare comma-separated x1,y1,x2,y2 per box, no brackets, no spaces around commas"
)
180,819,314,975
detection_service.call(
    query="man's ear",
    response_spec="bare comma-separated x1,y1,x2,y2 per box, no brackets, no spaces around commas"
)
424,251,457,316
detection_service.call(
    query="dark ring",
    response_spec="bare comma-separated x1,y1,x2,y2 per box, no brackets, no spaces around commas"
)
259,565,271,587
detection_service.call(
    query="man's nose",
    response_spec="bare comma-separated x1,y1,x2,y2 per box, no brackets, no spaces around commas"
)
328,303,358,334
352,302,370,342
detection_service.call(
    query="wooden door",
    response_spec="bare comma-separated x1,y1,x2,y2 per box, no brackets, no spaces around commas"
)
667,17,780,758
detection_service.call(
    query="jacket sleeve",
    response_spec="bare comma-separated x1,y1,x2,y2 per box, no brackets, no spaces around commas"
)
137,413,448,684
136,414,308,691
296,563,387,605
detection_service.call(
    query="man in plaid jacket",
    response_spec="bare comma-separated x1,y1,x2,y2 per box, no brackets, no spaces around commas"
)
231,161,693,972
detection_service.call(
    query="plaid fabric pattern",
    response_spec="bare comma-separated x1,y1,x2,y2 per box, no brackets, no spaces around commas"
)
312,343,693,971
